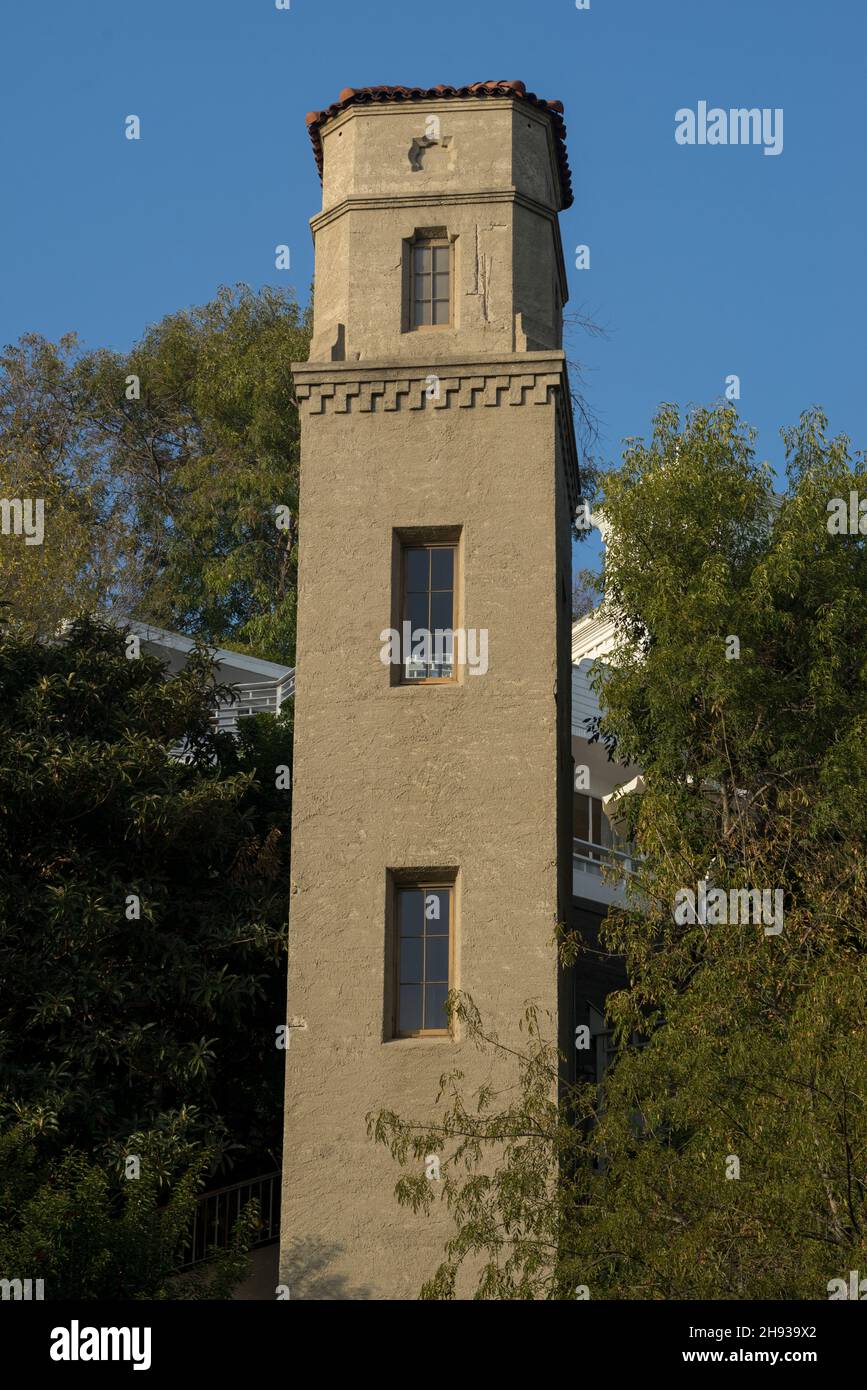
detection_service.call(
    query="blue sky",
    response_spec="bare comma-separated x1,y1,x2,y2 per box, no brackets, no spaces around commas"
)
2,0,864,572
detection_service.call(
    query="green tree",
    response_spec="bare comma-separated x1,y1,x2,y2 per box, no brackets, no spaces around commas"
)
0,617,291,1174
0,284,311,661
0,333,125,635
0,1121,257,1300
372,404,867,1300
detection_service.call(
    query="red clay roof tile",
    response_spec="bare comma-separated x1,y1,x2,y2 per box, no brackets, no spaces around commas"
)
305,80,573,209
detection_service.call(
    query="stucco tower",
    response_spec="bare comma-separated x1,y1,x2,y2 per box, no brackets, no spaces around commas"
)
281,80,579,1300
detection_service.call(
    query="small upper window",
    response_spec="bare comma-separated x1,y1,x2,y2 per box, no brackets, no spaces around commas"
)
412,240,450,328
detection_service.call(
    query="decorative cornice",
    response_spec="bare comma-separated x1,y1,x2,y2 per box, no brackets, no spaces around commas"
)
291,352,581,511
310,188,559,233
294,369,561,415
293,351,567,388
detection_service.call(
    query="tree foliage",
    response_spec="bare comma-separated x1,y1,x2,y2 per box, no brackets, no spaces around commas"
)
0,284,310,661
0,333,123,637
572,566,602,621
0,1121,256,1300
0,617,291,1173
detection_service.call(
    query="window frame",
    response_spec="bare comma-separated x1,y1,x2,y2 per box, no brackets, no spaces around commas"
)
404,232,453,332
397,539,459,686
390,879,455,1039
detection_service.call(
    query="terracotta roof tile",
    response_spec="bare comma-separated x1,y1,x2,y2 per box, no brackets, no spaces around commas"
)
305,80,573,209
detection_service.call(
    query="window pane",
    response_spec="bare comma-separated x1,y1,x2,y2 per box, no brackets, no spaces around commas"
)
574,792,589,841
429,653,452,679
423,889,449,931
412,245,447,330
424,983,449,1031
430,634,453,669
399,937,423,984
396,886,451,1034
404,548,429,593
398,888,424,936
430,590,453,634
425,935,449,982
430,548,453,590
399,985,423,1033
405,591,429,634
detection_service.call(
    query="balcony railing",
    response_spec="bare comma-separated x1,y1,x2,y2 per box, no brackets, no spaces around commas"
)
171,677,294,759
213,676,295,733
573,837,635,879
179,1170,281,1269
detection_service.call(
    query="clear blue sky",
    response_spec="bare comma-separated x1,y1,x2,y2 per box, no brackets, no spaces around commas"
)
2,0,863,571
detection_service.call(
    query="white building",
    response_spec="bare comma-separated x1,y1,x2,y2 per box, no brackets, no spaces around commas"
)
571,605,643,909
113,618,294,733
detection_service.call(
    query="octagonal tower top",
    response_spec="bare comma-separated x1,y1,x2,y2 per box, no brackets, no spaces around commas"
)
305,80,574,212
302,80,574,363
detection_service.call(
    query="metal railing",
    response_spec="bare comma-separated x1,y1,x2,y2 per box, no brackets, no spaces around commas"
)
180,1170,281,1268
573,837,635,879
170,676,294,758
213,676,295,733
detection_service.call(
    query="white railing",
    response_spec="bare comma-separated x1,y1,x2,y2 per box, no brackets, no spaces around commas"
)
171,674,294,758
213,676,295,733
573,837,635,880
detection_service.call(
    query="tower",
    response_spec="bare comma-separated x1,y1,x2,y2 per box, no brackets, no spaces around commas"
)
281,80,579,1300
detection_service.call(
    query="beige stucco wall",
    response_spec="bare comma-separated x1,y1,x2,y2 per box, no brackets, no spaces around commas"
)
281,93,577,1301
319,100,557,213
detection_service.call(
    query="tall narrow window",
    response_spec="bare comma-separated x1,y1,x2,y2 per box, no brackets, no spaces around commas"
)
412,240,450,327
401,542,456,682
395,884,452,1036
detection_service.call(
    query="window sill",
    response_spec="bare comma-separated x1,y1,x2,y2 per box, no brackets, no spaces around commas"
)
390,680,463,693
